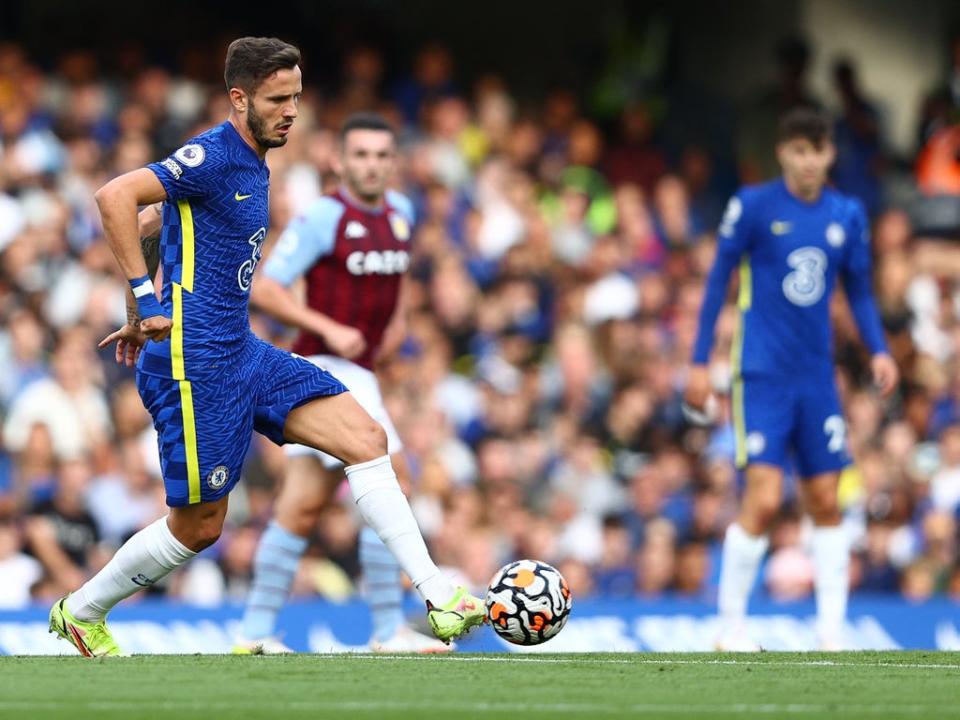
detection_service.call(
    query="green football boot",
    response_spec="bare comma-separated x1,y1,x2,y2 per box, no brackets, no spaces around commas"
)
49,596,125,657
426,586,487,643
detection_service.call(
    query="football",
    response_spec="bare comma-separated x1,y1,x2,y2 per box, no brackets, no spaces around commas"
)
485,559,572,645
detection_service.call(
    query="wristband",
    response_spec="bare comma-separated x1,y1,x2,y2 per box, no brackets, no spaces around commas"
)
129,275,166,320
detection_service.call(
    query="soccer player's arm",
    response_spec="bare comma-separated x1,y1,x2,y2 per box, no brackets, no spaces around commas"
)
842,202,898,396
254,198,366,358
98,203,164,368
95,168,169,334
685,191,753,415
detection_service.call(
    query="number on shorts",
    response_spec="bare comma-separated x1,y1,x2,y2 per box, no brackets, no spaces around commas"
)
823,415,846,453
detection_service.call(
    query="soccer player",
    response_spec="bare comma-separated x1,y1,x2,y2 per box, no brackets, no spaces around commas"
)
234,111,448,654
47,37,484,658
685,107,898,650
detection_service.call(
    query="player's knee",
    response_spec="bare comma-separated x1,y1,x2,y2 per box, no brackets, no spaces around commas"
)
346,420,387,465
190,521,223,552
177,517,223,552
808,493,841,525
741,499,780,535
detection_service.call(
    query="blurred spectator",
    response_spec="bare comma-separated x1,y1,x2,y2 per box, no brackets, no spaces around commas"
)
0,33,955,609
24,458,101,596
0,518,42,608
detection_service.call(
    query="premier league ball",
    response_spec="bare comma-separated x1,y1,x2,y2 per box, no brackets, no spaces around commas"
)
485,559,572,645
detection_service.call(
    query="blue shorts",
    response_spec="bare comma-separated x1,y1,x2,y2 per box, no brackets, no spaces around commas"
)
137,337,347,507
732,373,849,478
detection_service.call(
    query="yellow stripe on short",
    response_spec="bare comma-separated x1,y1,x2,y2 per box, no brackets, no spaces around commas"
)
177,200,195,292
732,376,747,469
171,282,185,380
178,380,202,504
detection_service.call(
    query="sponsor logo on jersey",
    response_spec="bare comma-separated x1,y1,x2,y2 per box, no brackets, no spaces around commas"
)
160,158,183,180
344,221,368,239
346,249,410,276
207,465,230,490
234,191,253,201
782,246,827,306
389,213,411,241
826,222,846,247
771,220,792,235
174,144,205,168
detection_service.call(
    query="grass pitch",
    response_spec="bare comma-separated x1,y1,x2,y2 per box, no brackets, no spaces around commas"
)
1,652,959,720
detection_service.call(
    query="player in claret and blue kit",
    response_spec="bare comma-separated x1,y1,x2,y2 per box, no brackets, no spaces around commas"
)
235,112,449,654
47,37,484,658
685,108,899,650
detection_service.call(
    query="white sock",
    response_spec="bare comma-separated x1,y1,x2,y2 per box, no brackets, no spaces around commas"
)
66,515,196,622
811,524,849,641
344,455,455,606
718,522,769,628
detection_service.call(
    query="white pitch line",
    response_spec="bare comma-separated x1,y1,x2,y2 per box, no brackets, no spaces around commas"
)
309,654,960,671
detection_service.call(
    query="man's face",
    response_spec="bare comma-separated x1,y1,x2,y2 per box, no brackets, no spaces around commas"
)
337,129,396,202
244,65,302,149
776,136,835,196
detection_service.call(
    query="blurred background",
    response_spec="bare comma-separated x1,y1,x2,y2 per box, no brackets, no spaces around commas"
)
2,0,960,648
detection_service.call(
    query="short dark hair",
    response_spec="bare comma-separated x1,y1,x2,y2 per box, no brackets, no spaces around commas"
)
778,106,832,147
224,37,300,95
339,112,395,141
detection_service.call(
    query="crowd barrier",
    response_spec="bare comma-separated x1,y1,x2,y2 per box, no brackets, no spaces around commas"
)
3,596,958,654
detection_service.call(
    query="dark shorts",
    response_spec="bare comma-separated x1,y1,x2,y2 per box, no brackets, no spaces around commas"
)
732,373,849,478
137,337,347,507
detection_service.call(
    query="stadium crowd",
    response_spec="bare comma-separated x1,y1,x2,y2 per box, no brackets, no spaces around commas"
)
1,37,959,611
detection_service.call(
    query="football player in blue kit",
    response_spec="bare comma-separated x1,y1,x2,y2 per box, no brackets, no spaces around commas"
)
685,108,898,650
48,37,484,657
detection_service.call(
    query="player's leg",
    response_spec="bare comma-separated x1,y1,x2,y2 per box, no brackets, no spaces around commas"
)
798,471,847,649
716,463,780,649
360,449,408,646
237,454,337,651
283,394,459,603
796,378,851,649
255,347,484,642
55,486,230,656
52,372,250,657
363,450,449,652
716,375,790,650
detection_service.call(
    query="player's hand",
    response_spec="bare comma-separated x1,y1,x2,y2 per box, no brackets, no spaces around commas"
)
98,323,147,367
323,322,367,359
684,365,712,410
871,352,899,397
140,315,173,343
682,364,718,425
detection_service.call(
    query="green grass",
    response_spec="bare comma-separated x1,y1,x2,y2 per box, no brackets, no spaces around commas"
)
2,652,960,720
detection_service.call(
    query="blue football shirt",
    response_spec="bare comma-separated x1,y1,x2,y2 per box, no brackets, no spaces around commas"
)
139,121,269,380
693,178,887,378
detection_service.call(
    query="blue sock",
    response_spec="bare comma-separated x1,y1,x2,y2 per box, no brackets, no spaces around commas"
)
240,521,308,641
359,526,405,642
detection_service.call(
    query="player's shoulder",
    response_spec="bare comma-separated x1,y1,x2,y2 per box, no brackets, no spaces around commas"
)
293,194,348,233
823,186,867,222
385,189,415,224
738,180,780,206
719,182,768,236
168,122,232,169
